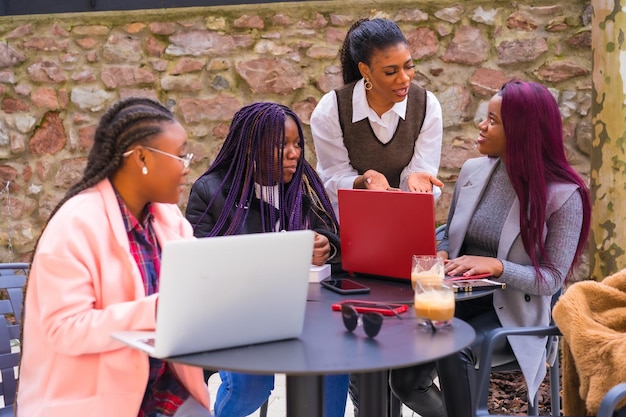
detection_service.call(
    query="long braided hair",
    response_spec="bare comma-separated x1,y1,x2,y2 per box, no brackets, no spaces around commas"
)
17,98,177,398
192,102,338,236
340,18,408,84
47,98,176,222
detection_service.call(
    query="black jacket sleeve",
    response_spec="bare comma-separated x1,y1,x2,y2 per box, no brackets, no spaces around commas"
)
185,174,222,238
303,194,341,266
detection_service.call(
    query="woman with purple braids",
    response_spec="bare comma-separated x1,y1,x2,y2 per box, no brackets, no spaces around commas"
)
185,102,348,417
186,102,339,266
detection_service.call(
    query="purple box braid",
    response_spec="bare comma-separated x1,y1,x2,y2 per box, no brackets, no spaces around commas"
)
193,102,338,236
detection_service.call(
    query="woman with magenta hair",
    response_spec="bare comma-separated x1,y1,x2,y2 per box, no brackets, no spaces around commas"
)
390,80,592,417
185,102,348,417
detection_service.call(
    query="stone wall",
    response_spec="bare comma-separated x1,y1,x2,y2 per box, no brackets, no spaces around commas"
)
0,0,592,262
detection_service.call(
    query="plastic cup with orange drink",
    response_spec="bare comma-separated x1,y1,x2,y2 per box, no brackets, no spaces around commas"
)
413,282,455,329
411,255,445,289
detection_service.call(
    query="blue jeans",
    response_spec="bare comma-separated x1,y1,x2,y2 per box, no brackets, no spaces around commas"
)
214,371,349,417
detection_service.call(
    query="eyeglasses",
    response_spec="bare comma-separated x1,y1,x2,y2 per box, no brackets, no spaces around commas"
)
123,146,194,169
341,304,385,338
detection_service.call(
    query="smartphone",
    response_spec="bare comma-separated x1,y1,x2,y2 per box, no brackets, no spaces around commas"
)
331,300,408,316
320,278,370,295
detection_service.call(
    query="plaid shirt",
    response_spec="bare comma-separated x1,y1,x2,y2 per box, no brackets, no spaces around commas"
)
115,192,190,417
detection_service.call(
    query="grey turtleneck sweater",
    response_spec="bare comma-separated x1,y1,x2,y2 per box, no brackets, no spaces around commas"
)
439,161,583,295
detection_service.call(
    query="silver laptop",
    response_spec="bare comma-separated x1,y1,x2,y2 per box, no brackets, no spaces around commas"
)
111,230,314,358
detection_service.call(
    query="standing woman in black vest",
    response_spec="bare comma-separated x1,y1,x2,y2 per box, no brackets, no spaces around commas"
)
310,17,445,417
310,17,444,217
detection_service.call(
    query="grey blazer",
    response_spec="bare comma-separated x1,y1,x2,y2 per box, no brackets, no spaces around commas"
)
445,156,579,400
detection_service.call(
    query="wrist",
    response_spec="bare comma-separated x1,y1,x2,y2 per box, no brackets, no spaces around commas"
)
494,258,504,278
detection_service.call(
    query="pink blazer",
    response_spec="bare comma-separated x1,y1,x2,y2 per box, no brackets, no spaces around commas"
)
17,179,210,417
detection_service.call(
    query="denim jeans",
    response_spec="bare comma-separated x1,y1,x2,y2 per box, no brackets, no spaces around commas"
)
214,371,350,417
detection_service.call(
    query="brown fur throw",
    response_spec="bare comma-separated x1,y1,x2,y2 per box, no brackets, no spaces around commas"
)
553,268,626,416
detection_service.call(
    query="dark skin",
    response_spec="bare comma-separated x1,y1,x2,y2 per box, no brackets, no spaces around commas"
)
438,94,505,278
111,121,190,222
257,117,331,265
110,120,191,318
355,42,444,194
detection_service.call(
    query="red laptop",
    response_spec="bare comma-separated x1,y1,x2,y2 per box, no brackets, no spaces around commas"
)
338,189,437,281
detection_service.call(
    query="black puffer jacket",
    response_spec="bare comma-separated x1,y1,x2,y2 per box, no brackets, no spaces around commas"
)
185,169,341,263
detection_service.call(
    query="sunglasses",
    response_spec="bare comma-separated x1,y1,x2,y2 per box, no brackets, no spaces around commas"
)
341,303,407,338
341,303,437,337
341,304,384,338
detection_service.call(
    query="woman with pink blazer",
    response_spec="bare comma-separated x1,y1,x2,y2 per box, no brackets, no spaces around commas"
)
17,98,211,417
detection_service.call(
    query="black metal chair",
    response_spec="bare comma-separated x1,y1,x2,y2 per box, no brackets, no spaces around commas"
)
474,325,562,416
598,382,626,417
478,334,626,417
0,262,28,416
435,224,447,243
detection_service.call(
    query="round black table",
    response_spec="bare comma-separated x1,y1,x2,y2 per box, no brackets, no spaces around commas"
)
168,294,476,417
305,273,497,416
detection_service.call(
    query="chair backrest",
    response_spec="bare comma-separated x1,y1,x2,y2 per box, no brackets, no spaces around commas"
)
478,375,626,417
597,382,626,417
471,262,563,415
475,325,562,416
0,263,28,414
435,224,446,244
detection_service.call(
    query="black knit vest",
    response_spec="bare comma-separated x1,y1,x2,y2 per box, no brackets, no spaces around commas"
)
335,81,427,188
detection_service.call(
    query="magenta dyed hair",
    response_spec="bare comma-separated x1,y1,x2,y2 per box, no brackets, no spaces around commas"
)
194,102,338,236
499,80,591,281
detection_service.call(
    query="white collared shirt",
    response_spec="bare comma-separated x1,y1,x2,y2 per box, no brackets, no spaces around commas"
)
351,78,408,144
255,182,281,231
254,182,280,210
310,78,443,216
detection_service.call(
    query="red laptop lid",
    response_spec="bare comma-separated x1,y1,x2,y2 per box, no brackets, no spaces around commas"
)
338,189,436,280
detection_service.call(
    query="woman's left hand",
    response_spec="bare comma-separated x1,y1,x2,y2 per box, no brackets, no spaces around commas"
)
444,255,504,278
407,172,444,193
312,232,330,266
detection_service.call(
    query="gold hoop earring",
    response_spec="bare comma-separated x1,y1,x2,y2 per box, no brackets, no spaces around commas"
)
364,78,373,91
142,166,148,175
